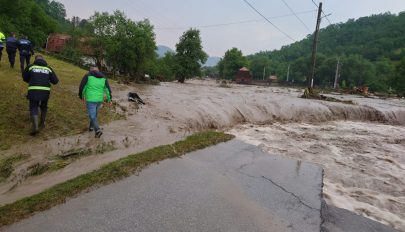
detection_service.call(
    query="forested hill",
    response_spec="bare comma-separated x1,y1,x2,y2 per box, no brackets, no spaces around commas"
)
0,0,68,46
247,12,405,93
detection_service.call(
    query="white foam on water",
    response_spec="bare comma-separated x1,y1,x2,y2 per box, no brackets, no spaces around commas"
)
229,121,405,231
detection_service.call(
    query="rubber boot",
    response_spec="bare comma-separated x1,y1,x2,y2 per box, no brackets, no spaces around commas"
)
30,115,39,136
39,111,47,129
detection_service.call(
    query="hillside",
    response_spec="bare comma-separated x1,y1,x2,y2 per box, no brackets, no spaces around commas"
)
204,57,221,67
156,45,174,58
0,54,122,150
247,12,405,93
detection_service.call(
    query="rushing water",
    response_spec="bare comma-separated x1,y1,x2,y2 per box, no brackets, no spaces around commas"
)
2,80,405,230
229,121,405,231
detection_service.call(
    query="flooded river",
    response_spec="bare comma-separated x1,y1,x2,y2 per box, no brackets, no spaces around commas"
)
229,122,405,231
1,79,405,230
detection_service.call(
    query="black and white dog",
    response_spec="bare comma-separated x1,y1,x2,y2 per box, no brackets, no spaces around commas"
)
128,92,145,105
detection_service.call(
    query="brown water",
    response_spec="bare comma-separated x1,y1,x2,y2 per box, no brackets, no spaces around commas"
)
1,79,405,230
229,122,405,231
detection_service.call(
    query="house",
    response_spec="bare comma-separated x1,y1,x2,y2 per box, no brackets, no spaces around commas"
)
46,34,94,56
46,34,105,69
235,67,252,84
46,33,71,53
269,75,278,84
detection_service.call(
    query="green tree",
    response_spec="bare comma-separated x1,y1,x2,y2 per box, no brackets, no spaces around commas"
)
175,29,208,83
87,12,113,69
340,55,375,87
392,58,405,96
218,48,248,80
47,1,66,22
315,55,338,87
249,55,271,80
87,11,156,79
245,12,405,92
0,0,58,46
202,66,219,78
156,52,177,81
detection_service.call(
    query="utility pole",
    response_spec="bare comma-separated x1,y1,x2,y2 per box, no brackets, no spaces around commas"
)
286,64,290,82
263,66,266,80
308,2,323,90
334,58,340,89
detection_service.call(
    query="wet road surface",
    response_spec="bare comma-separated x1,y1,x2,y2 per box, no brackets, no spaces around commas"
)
4,140,324,232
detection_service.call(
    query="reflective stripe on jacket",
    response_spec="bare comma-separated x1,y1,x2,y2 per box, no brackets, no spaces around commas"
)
23,59,59,101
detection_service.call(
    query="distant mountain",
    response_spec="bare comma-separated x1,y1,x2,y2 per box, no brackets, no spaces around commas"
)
156,45,220,67
156,45,174,57
204,57,221,67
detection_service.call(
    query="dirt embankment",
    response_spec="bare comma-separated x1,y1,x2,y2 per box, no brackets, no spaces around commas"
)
1,79,404,207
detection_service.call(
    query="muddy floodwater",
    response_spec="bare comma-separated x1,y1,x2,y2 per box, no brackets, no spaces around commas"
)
229,122,405,231
1,79,405,230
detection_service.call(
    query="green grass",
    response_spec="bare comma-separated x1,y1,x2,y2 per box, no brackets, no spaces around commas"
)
0,53,123,150
0,131,234,226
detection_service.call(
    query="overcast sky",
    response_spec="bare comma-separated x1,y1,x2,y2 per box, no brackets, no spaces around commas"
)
58,0,405,57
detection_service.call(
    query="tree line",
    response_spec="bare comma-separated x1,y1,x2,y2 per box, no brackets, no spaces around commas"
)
2,0,404,95
0,0,67,46
239,12,405,95
0,0,207,82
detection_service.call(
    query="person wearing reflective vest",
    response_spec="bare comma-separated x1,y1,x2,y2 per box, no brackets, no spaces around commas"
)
23,55,59,136
78,67,112,138
0,31,5,62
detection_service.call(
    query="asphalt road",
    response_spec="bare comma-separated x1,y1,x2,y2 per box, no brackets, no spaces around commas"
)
4,140,324,232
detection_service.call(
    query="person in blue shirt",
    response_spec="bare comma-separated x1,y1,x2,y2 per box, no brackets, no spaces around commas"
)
6,32,18,68
18,35,34,72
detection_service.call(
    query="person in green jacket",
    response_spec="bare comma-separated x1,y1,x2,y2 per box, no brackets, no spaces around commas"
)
0,31,5,62
78,67,112,138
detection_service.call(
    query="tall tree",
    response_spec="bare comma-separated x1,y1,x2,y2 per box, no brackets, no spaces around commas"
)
87,11,156,78
249,55,271,80
392,58,405,96
175,29,208,83
218,48,248,80
0,0,58,46
156,52,177,81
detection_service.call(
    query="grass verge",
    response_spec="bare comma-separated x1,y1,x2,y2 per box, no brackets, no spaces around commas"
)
0,53,123,150
0,131,234,227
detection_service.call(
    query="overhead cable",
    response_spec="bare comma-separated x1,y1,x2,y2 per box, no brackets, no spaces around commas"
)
242,0,296,42
155,10,316,30
280,0,311,31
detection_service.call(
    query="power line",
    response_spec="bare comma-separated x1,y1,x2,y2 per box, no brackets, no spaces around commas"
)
242,0,296,42
122,0,173,28
280,0,311,32
311,0,332,25
136,0,181,28
156,10,316,30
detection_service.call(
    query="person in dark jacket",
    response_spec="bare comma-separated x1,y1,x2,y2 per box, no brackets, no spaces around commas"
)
18,36,34,72
6,32,18,68
23,55,59,136
78,67,112,138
